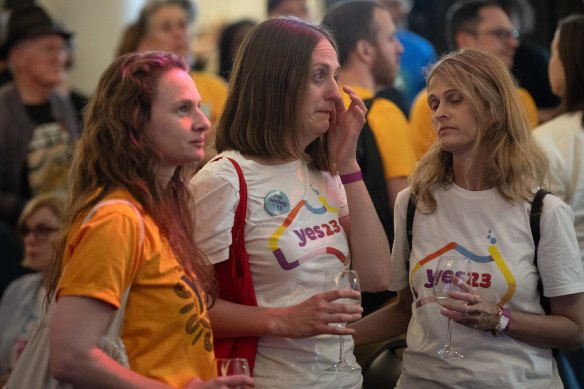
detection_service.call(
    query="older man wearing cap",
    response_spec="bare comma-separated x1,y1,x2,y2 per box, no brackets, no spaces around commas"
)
0,5,78,295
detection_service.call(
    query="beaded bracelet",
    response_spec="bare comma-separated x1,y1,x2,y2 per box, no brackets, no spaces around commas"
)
339,171,363,185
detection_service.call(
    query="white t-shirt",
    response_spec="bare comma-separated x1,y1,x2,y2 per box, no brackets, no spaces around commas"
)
191,150,362,389
390,185,584,389
534,111,584,262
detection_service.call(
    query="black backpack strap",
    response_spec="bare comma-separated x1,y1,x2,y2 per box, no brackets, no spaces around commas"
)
356,98,375,161
363,97,375,112
406,194,416,254
406,194,416,273
530,188,551,314
357,97,394,246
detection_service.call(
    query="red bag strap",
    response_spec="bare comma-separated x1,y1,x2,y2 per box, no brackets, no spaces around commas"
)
210,156,258,374
225,157,248,278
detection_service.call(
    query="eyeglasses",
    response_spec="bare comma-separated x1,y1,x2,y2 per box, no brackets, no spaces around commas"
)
18,225,59,240
479,28,520,42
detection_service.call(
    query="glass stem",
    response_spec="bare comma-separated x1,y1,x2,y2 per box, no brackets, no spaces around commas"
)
445,318,453,350
339,335,345,362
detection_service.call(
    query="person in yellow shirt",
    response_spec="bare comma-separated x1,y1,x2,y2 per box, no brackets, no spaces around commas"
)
409,0,538,160
322,0,415,215
322,0,416,314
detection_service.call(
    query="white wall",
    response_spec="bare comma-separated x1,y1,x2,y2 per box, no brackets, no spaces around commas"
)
196,0,324,23
36,0,325,95
38,0,148,95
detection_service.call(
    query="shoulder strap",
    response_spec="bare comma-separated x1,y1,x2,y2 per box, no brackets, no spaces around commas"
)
405,194,416,273
83,199,145,333
530,189,551,314
530,189,549,264
224,157,248,277
363,97,375,112
357,97,395,246
356,98,375,160
211,157,259,373
406,194,416,254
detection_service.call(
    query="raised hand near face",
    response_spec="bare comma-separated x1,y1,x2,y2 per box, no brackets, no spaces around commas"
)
327,86,367,174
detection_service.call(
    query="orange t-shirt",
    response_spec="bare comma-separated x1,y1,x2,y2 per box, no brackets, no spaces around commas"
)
57,189,215,387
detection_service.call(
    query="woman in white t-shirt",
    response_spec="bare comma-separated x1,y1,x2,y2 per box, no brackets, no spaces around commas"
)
532,14,584,389
534,15,584,260
353,48,584,388
191,17,391,389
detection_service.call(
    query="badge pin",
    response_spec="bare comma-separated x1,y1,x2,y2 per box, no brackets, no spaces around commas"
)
264,190,290,216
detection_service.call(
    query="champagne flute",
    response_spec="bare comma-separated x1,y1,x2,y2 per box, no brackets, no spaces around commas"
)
433,254,471,359
325,269,361,372
216,358,251,379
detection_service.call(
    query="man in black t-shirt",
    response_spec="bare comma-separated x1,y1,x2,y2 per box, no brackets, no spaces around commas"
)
0,5,78,296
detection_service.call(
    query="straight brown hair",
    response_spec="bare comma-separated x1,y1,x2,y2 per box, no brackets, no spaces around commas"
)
215,17,337,173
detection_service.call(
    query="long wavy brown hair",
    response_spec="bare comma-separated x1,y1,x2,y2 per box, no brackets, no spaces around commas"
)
411,49,548,213
46,51,215,302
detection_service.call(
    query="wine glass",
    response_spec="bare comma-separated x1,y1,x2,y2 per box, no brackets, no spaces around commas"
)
325,269,361,372
433,254,471,359
216,358,251,378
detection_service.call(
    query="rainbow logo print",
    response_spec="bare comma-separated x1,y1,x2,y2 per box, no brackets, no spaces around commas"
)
410,231,515,308
269,191,347,270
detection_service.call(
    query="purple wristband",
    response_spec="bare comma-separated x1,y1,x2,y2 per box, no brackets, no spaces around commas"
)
340,171,363,184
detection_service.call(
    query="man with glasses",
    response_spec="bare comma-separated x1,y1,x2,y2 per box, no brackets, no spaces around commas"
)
408,0,538,160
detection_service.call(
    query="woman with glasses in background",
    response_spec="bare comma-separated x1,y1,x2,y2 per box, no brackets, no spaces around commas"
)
0,192,64,385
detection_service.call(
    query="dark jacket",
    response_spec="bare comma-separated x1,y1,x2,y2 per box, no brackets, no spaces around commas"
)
0,82,78,224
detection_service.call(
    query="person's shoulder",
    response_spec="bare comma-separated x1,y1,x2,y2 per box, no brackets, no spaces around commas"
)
371,95,406,116
190,71,228,90
0,82,16,104
86,189,146,224
192,151,243,187
369,97,409,130
537,191,570,215
411,89,429,108
0,81,14,95
2,273,43,300
396,29,436,55
396,186,413,203
517,87,536,105
537,112,581,131
517,87,532,97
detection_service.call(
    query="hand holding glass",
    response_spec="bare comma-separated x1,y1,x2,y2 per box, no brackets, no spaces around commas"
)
433,255,471,359
325,269,361,372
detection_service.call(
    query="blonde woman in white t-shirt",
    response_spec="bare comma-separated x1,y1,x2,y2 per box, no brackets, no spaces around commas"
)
352,48,584,388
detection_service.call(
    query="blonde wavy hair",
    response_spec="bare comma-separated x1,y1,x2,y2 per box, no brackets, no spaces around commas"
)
411,48,548,213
